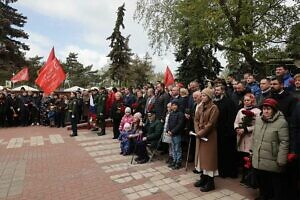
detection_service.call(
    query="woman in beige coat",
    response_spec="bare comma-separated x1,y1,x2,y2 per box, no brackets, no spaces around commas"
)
234,93,261,184
194,88,219,192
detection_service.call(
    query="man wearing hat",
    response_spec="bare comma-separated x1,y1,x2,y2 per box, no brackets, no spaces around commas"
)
135,110,163,164
95,87,107,136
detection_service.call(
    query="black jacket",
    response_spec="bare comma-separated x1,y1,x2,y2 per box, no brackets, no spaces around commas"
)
167,110,185,135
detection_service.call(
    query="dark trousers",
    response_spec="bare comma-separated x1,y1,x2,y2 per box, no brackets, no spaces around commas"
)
56,111,65,127
255,169,285,200
218,135,238,177
71,116,78,135
97,115,105,133
285,160,300,200
112,119,121,138
135,141,149,160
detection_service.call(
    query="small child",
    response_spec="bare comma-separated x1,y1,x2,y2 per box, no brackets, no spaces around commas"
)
119,107,133,132
118,123,133,156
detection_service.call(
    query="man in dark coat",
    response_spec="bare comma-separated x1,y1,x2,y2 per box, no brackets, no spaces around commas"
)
135,111,163,164
153,82,170,122
95,87,107,136
68,92,78,137
213,85,238,178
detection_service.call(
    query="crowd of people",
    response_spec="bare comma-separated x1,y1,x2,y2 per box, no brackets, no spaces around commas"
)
0,65,300,199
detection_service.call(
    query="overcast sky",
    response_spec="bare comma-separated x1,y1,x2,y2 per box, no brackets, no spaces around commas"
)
14,0,190,74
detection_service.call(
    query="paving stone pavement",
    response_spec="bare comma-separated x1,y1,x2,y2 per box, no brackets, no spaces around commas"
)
0,126,258,200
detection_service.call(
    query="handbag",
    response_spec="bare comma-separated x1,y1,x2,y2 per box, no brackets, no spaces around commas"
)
162,132,172,143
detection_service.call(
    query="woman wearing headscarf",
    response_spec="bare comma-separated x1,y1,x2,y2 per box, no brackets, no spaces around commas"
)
252,98,289,200
194,88,219,192
234,93,261,184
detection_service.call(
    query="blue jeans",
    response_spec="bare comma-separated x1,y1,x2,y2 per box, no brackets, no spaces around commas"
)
171,134,182,163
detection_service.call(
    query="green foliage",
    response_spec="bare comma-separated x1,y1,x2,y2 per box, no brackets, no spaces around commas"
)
135,0,300,70
63,52,100,88
107,3,133,86
0,0,29,68
286,22,300,59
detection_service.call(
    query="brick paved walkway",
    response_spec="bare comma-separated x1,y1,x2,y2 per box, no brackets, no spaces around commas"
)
0,126,258,200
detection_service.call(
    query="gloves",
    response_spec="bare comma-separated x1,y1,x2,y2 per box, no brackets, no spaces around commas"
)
288,153,297,162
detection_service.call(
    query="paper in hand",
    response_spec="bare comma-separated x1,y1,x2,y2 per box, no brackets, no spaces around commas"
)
189,131,208,141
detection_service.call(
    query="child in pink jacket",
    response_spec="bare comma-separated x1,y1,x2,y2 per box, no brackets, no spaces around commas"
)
119,107,133,132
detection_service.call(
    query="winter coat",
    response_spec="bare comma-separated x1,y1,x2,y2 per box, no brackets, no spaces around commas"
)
144,119,163,149
119,114,133,131
271,90,297,123
154,91,170,121
291,102,300,155
167,110,185,135
252,111,289,173
234,107,261,153
194,100,219,171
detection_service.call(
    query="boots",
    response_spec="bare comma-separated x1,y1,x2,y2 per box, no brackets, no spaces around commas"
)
97,130,105,136
172,162,182,170
165,156,173,164
168,161,176,168
200,176,215,192
194,174,208,187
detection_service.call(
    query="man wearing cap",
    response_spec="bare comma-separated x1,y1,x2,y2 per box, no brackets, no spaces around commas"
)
135,110,163,164
95,87,107,136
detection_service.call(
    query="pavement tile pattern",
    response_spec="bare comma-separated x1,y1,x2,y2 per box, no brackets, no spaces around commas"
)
0,126,258,200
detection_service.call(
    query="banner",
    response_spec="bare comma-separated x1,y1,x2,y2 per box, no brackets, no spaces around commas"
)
11,67,29,83
164,66,175,87
38,47,55,74
35,57,66,94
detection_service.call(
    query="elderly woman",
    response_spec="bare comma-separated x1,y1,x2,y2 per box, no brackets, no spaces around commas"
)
252,98,289,200
194,88,219,192
234,93,261,184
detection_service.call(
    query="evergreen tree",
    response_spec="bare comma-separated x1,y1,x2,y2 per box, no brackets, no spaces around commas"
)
63,52,99,88
26,56,43,86
0,0,29,68
129,53,154,87
107,3,133,86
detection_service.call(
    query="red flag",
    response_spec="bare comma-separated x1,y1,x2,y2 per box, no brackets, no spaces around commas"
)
35,57,66,94
38,47,55,74
164,66,175,87
11,67,29,83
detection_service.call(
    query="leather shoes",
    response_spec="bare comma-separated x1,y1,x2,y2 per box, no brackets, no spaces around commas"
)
193,169,201,174
69,134,77,137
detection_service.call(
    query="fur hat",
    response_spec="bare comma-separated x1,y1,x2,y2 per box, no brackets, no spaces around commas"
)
201,88,214,99
125,107,131,113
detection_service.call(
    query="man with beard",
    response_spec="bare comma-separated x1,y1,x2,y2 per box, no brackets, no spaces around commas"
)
213,85,238,178
270,76,298,199
153,82,170,122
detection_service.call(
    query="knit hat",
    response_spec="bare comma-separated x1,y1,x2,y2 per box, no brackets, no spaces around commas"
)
201,88,214,99
133,112,142,120
124,123,131,130
262,98,278,110
125,107,131,113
